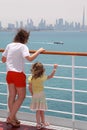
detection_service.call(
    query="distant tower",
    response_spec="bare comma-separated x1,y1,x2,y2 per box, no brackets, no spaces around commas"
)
82,7,85,29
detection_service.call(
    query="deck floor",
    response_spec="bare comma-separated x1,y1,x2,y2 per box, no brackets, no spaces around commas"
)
0,121,54,130
0,118,73,130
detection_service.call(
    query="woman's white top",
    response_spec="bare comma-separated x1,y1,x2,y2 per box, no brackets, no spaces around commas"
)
2,42,30,73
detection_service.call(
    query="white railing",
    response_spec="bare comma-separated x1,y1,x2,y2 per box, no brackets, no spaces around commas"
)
0,50,87,130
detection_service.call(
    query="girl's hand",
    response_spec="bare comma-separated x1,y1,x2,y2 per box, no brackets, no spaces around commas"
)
54,64,58,69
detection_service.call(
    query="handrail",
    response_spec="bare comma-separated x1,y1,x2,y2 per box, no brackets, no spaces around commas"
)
1,49,87,130
1,48,87,56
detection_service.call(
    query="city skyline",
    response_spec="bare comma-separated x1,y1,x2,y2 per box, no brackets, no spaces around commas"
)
0,16,87,32
0,0,87,27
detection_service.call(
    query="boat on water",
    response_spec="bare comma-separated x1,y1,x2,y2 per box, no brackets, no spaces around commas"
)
54,41,64,44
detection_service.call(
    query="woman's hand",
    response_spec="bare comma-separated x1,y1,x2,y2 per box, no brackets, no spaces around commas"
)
38,48,45,53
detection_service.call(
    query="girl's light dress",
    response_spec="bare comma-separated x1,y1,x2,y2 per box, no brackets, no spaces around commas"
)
28,75,48,111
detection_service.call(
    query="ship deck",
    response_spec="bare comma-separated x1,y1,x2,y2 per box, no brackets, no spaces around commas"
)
1,49,87,130
0,118,72,130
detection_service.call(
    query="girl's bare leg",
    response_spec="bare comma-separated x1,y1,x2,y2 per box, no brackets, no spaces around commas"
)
40,111,49,126
40,111,45,123
36,110,42,129
36,110,41,124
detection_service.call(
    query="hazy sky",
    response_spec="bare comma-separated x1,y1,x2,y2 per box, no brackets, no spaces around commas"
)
0,0,87,27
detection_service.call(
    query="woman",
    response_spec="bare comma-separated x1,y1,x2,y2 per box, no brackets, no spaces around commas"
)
2,29,45,127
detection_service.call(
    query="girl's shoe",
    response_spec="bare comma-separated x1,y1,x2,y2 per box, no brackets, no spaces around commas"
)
6,117,20,128
41,122,50,128
36,123,42,129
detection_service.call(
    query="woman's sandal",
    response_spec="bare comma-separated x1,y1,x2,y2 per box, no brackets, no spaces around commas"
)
36,123,42,129
14,118,20,124
6,117,20,128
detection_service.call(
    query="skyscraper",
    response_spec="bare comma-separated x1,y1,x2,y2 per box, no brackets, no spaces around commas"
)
82,7,85,29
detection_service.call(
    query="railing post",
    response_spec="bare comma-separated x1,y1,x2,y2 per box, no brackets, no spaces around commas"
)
72,56,75,130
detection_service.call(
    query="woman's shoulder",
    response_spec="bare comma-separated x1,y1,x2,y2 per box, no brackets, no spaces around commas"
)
19,43,28,49
7,42,13,46
5,42,14,48
12,42,28,49
7,42,18,46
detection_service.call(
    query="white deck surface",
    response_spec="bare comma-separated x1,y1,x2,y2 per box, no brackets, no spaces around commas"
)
0,117,76,130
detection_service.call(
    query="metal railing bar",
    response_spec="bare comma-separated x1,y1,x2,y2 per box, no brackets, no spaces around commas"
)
75,90,87,93
25,62,87,69
0,82,7,85
0,105,87,118
0,93,7,96
75,66,87,69
75,101,87,105
47,109,72,115
26,95,72,103
0,72,6,74
45,86,72,91
1,92,87,106
0,103,7,106
19,105,72,115
74,77,87,81
75,113,87,117
0,72,87,81
1,82,87,93
22,62,87,69
1,60,87,70
46,98,72,103
1,49,87,56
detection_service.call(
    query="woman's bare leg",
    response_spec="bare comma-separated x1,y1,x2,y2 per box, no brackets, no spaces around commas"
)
7,83,17,116
9,87,26,120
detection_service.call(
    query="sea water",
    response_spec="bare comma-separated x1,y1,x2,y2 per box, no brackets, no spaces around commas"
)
0,31,87,120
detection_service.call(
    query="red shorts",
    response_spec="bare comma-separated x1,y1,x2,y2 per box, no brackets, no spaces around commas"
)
6,71,26,87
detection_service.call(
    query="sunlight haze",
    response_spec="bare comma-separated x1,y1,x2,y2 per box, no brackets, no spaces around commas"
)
0,0,87,27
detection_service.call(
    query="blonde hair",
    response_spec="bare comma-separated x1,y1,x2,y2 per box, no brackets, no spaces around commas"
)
31,62,45,79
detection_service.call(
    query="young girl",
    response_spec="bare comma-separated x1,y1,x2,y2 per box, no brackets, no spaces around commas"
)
28,62,58,129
